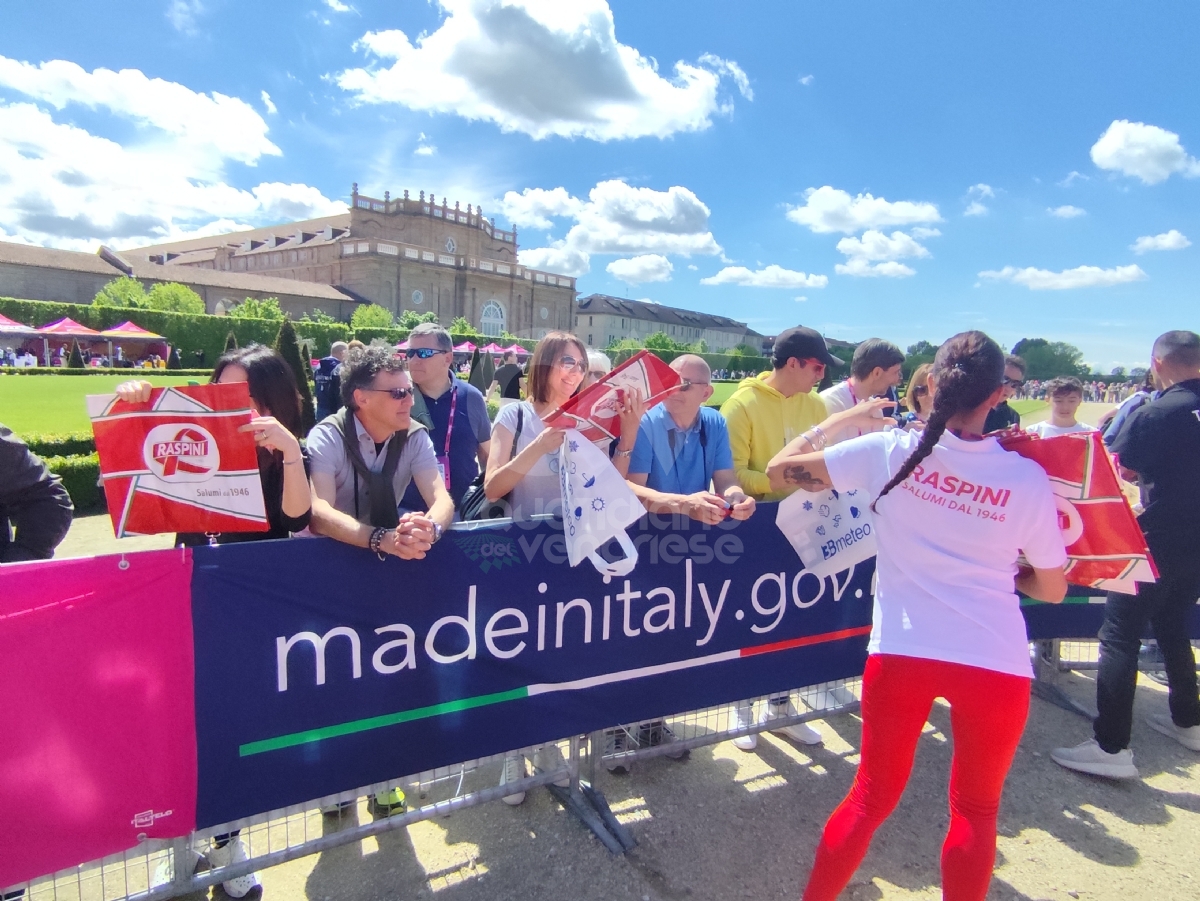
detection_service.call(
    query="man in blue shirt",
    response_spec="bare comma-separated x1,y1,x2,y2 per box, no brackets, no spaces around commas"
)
627,355,755,522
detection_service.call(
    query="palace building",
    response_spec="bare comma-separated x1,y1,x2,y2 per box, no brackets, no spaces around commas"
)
575,294,755,352
125,185,577,338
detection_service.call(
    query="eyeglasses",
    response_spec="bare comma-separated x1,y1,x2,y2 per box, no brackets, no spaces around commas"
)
364,387,414,400
587,370,608,379
912,385,929,397
404,347,447,360
678,378,711,392
1003,377,1025,388
556,355,586,373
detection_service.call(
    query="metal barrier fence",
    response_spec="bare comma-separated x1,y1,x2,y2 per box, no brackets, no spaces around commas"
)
11,635,1194,901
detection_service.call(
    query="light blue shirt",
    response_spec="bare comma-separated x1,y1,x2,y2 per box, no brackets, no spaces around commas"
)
629,405,733,494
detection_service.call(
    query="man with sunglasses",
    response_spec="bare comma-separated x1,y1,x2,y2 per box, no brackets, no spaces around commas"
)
982,354,1026,434
399,323,492,512
308,345,454,561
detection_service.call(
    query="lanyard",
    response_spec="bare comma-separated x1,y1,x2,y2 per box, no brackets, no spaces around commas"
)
443,382,458,456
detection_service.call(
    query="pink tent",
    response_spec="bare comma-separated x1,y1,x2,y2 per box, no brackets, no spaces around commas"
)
396,340,409,350
503,343,530,356
0,312,34,334
453,341,477,353
480,342,506,354
99,321,165,340
37,317,101,337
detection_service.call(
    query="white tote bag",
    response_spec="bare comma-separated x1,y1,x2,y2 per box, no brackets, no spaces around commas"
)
775,486,877,581
558,429,646,576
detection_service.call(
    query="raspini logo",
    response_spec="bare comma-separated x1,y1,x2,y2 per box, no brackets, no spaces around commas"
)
450,532,521,573
142,423,220,482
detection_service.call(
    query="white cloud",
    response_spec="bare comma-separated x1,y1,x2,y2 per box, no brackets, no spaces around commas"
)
794,295,807,302
963,201,988,217
166,0,205,33
324,0,355,11
1048,205,1086,218
836,259,916,278
0,57,344,249
1131,230,1191,254
700,264,827,289
515,179,722,276
799,74,814,86
1090,119,1200,185
261,90,277,115
968,183,994,199
832,229,930,278
686,263,698,271
911,226,941,239
979,264,1148,290
786,186,941,234
606,254,673,284
414,131,436,156
336,0,750,141
498,186,586,229
1059,170,1088,187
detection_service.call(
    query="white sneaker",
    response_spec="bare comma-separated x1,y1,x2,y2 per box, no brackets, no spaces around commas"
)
533,742,571,787
731,702,757,751
1146,713,1200,751
1051,739,1139,779
205,837,261,899
762,699,823,745
499,754,526,806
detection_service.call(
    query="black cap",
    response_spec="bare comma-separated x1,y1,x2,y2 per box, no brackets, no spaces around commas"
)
772,326,842,369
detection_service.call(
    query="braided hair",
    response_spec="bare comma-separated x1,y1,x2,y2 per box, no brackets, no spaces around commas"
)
872,331,1005,511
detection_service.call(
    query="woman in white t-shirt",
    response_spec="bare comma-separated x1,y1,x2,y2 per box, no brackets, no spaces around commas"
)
766,331,1068,901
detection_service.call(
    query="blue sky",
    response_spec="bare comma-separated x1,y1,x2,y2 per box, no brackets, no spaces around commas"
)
1,1,1197,370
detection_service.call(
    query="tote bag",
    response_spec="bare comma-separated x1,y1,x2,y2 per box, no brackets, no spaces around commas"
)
775,486,877,581
557,429,646,576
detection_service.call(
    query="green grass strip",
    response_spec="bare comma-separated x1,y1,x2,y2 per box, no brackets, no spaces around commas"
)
240,686,529,756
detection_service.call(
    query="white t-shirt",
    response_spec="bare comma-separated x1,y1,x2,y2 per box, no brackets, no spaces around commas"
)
1026,421,1097,439
824,429,1067,677
493,401,563,520
819,380,891,445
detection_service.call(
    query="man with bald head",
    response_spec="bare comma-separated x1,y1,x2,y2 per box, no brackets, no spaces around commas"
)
627,354,755,523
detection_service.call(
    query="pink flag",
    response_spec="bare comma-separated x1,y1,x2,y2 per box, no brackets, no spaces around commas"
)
0,550,198,888
543,350,680,443
88,384,268,537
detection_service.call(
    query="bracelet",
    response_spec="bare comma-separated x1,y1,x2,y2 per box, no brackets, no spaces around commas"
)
614,447,633,458
282,457,303,465
368,527,387,557
803,426,827,451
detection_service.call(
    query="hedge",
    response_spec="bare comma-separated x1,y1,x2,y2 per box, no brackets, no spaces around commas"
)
42,452,102,511
0,367,211,377
610,347,772,373
23,432,95,456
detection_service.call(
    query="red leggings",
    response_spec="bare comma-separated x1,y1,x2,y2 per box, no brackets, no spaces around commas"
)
802,654,1030,901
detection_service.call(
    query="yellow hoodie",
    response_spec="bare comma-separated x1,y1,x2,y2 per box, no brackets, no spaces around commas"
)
720,372,828,502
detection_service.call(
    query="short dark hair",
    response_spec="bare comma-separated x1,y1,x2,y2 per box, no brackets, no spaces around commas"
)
1046,376,1083,398
1005,354,1027,377
339,346,407,410
851,339,904,381
1153,330,1200,369
211,344,303,438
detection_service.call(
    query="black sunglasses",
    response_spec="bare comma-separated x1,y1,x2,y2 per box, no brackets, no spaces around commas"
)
404,347,447,359
1003,377,1024,388
364,387,414,400
912,385,929,397
679,378,711,392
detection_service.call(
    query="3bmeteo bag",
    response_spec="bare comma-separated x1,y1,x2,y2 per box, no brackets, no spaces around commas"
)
558,428,646,576
775,486,877,581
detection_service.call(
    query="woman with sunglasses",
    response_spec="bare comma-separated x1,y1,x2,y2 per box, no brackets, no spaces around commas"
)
766,331,1067,901
116,344,312,899
900,363,933,429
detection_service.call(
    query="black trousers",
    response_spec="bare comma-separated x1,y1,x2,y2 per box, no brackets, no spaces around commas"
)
1093,569,1200,753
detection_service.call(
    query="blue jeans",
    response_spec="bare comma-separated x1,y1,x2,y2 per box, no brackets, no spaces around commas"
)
1094,570,1200,753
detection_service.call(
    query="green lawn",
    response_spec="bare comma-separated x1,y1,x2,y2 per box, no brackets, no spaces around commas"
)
1010,399,1048,417
705,380,740,407
0,374,200,436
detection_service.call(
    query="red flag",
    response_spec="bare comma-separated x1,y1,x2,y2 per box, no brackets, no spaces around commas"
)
999,430,1156,592
88,384,269,537
542,350,681,443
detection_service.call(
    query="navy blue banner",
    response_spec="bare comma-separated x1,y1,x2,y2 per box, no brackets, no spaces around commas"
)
190,507,875,828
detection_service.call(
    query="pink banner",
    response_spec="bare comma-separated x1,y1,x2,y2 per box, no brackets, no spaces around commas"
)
0,550,198,889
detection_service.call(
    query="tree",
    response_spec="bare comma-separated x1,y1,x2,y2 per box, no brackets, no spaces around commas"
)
1011,338,1090,379
299,309,340,325
644,331,684,352
450,316,479,336
467,347,486,391
1130,367,1148,380
167,346,182,370
903,340,938,378
350,304,395,329
145,282,205,314
229,297,286,321
67,339,85,368
224,331,238,352
906,340,938,356
1110,366,1127,380
274,319,317,435
93,277,147,308
398,310,439,329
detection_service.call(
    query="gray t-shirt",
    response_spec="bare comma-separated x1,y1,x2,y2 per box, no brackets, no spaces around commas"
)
307,413,439,523
492,401,562,520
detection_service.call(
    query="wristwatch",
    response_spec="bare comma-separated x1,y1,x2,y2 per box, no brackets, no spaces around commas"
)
432,522,444,543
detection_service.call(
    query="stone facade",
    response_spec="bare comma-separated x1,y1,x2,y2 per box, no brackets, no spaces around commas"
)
129,186,577,338
575,294,753,352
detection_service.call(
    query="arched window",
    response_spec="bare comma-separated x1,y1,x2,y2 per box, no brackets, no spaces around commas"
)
480,300,505,337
